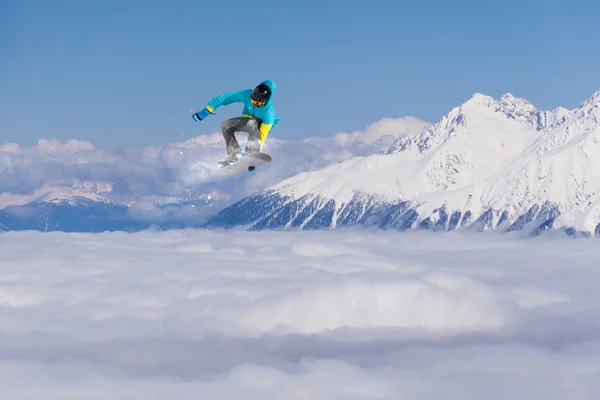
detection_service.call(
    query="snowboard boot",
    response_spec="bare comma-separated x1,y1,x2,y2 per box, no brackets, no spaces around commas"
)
219,152,247,166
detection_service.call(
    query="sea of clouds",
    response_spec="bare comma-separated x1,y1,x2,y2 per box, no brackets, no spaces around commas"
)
1,228,599,398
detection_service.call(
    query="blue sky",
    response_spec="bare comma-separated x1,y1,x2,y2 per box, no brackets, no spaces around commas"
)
2,0,600,148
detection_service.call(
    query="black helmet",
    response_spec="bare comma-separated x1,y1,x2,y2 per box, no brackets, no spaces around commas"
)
251,83,271,105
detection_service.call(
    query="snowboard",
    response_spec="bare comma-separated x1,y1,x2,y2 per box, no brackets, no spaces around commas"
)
212,152,272,176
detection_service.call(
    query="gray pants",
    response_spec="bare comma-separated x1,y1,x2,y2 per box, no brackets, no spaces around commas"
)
221,116,262,159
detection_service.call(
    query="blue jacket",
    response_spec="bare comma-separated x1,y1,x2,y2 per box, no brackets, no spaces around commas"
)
205,80,280,145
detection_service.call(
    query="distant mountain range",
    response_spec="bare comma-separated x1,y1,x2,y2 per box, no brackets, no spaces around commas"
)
0,195,141,232
0,192,218,232
2,89,600,237
205,89,600,237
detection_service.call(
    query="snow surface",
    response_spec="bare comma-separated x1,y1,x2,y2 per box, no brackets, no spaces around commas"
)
1,229,600,398
266,90,600,233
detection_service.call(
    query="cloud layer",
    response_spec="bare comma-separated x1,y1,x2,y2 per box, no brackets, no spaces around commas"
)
0,117,430,215
1,229,599,398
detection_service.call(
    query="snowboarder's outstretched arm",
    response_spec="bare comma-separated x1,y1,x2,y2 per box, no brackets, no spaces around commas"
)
192,89,252,121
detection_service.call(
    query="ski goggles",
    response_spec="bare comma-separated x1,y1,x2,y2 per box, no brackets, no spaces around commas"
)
251,98,265,107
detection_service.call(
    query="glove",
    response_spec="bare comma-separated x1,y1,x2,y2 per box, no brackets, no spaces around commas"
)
192,107,212,122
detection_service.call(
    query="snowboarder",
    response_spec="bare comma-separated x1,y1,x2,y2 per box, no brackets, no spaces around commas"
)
192,80,279,165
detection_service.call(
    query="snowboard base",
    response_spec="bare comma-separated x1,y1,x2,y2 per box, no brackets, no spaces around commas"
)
212,152,272,176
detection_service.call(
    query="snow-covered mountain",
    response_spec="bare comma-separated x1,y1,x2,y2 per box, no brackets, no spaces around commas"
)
0,184,218,232
0,181,133,232
205,89,600,236
0,181,114,209
33,184,113,205
0,196,145,232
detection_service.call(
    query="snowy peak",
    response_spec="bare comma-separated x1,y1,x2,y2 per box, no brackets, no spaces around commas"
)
463,92,496,108
375,92,560,197
461,92,560,132
580,88,600,108
387,92,556,156
0,181,116,209
497,93,541,128
35,194,111,207
459,92,537,120
31,182,114,206
498,92,535,111
528,89,600,158
574,90,600,120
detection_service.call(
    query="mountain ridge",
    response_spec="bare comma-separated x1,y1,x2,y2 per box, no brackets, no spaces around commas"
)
205,89,600,236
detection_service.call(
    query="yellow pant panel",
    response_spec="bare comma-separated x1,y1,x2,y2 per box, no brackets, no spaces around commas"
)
259,123,272,144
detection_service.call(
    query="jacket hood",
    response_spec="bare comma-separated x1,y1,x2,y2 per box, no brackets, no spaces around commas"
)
261,80,276,92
